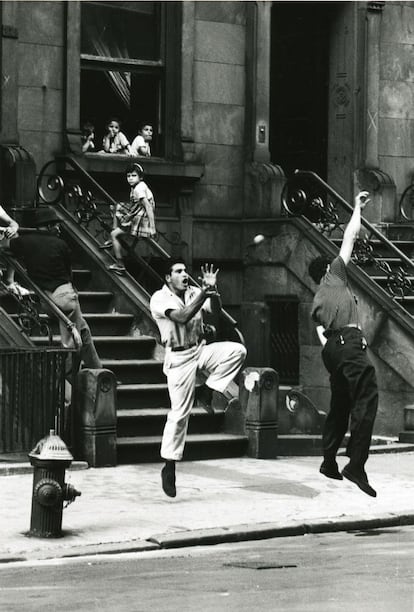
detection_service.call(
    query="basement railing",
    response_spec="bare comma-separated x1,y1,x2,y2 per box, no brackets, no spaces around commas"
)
282,170,414,301
0,252,80,452
36,155,245,344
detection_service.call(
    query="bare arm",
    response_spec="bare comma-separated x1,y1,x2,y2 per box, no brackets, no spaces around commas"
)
339,191,370,265
0,205,19,238
316,325,327,347
168,289,209,324
168,264,220,324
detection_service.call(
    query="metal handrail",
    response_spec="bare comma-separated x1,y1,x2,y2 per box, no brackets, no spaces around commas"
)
37,155,244,342
292,170,414,271
0,249,81,348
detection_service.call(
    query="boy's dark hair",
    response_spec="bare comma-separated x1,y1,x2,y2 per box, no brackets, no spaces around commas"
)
308,255,331,284
82,121,94,135
107,117,121,128
125,162,144,177
138,121,153,131
163,257,186,278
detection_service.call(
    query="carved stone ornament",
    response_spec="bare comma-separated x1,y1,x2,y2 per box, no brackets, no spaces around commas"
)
332,82,351,108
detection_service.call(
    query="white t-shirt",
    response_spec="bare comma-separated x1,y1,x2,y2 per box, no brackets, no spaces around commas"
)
130,135,151,157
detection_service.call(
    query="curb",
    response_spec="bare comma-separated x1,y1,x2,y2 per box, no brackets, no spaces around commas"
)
3,511,413,564
0,461,89,477
147,511,414,549
0,511,414,564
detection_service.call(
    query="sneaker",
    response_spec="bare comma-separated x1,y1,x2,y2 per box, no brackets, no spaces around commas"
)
99,240,113,250
342,464,377,497
161,462,176,498
6,282,31,298
108,263,126,275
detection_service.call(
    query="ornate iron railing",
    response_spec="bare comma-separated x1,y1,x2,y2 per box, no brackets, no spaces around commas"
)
399,182,414,222
282,170,414,302
36,155,245,344
36,156,186,263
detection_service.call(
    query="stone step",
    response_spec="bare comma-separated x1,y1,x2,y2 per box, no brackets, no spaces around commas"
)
101,358,164,384
276,434,413,456
117,407,225,437
77,291,115,313
116,433,248,463
382,223,414,242
117,383,170,410
331,237,414,258
31,335,157,360
11,312,134,336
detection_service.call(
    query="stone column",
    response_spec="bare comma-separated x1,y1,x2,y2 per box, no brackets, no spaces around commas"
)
0,2,19,144
364,1,385,170
180,1,196,162
177,187,194,266
64,1,82,154
357,1,396,223
244,2,286,217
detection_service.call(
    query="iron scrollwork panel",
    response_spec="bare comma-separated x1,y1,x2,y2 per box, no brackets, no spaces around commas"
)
282,172,414,300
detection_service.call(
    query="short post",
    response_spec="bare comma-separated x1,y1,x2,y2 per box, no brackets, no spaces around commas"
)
74,369,117,467
399,404,414,443
240,367,279,459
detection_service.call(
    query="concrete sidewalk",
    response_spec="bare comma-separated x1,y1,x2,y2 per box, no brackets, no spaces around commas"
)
1,451,414,563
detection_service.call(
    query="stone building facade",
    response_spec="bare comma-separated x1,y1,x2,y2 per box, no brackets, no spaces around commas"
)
0,1,413,436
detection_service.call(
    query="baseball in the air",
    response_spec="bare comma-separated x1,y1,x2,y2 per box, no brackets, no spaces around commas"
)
253,234,265,244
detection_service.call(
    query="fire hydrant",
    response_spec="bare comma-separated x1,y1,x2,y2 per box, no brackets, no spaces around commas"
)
28,429,81,538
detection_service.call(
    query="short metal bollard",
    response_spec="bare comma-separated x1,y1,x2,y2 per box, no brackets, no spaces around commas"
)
74,369,117,467
28,429,81,538
240,367,279,459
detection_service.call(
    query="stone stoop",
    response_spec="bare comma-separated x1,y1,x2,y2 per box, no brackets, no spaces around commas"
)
1,259,248,464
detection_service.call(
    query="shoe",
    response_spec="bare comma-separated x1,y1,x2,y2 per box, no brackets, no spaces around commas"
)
319,460,343,481
161,462,176,498
342,465,377,497
99,240,113,250
196,384,215,415
108,263,126,275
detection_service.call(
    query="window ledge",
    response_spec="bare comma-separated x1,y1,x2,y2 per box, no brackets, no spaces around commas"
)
79,153,204,182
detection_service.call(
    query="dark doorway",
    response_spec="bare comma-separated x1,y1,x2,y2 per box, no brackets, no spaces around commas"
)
270,2,337,178
267,297,299,385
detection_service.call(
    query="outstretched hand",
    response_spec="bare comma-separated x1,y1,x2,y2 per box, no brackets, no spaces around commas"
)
199,263,220,296
355,190,370,210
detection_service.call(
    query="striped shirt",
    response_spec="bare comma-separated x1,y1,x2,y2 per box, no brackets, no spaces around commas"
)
311,256,359,331
150,284,211,349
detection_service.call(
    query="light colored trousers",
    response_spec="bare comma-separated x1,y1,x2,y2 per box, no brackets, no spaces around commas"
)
161,340,247,461
46,282,102,370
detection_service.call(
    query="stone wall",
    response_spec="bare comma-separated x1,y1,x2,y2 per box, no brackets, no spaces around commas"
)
16,1,65,172
379,1,414,202
192,2,246,219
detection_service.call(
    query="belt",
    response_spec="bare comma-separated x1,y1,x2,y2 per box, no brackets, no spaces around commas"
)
170,343,198,352
324,324,361,339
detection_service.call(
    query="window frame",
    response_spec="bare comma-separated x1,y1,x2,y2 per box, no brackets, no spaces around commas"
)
65,0,182,161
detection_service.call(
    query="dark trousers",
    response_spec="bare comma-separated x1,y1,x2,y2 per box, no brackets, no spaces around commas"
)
321,327,378,471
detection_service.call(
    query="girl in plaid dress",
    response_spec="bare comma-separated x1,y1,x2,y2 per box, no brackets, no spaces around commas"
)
107,163,156,274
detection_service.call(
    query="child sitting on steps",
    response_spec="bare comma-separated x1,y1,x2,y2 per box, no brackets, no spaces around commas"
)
104,163,156,274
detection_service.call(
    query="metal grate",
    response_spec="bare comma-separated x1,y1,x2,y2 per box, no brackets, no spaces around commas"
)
0,347,72,453
267,298,299,385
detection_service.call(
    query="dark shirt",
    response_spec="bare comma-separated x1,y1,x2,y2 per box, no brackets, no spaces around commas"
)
311,256,359,331
10,231,72,292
